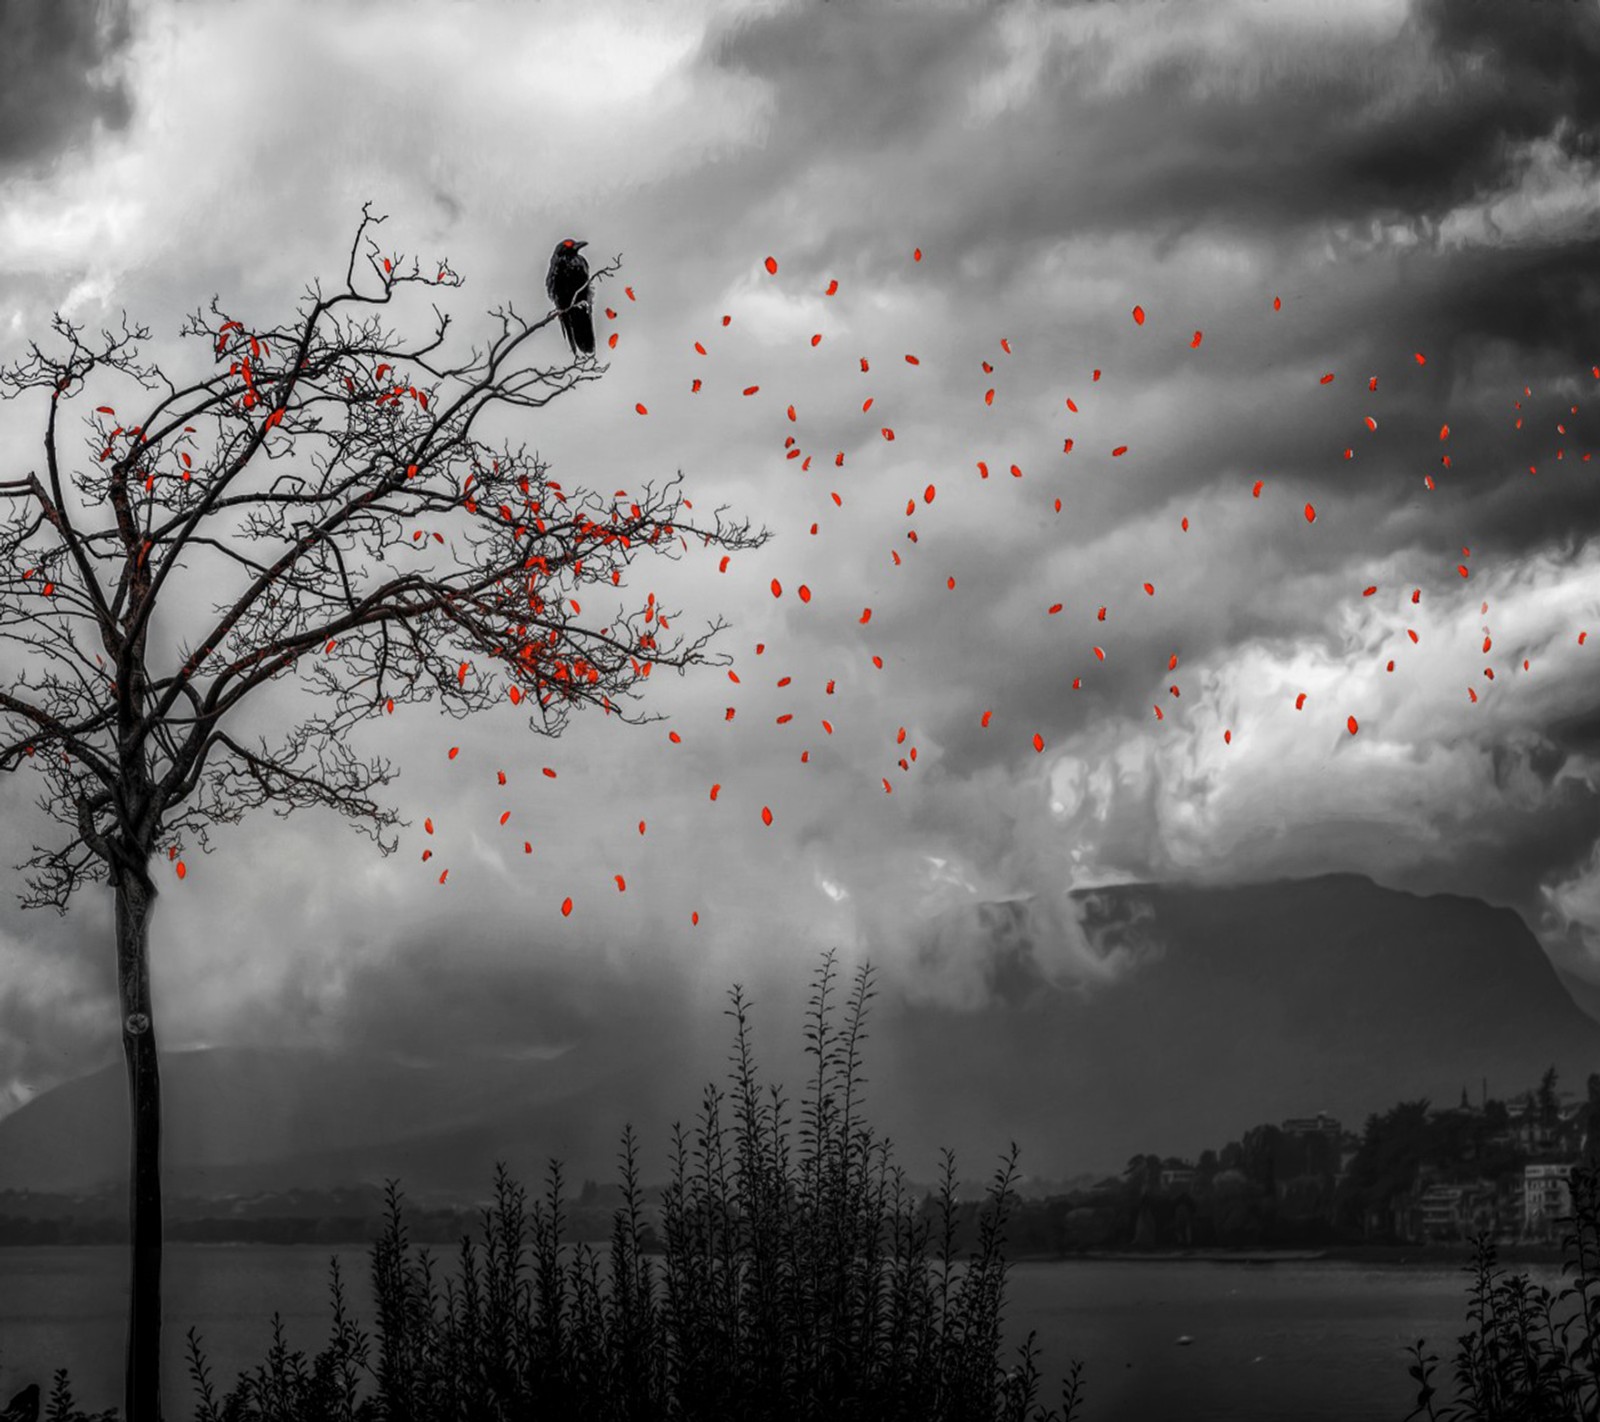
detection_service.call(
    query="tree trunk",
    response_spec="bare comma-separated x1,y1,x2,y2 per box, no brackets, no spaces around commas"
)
116,867,162,1422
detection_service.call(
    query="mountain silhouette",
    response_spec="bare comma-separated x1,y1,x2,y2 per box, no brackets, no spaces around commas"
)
4,874,1597,1194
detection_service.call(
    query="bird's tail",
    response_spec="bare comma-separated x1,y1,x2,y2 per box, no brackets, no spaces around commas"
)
566,302,595,356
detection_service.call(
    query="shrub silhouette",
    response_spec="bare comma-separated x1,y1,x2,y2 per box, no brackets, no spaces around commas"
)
181,952,1084,1422
1405,1163,1600,1420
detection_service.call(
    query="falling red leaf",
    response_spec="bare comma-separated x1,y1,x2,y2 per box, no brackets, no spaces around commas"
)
982,710,993,728
175,861,187,880
771,578,782,598
1132,305,1146,326
1112,445,1129,458
1319,373,1335,385
1033,732,1045,753
1273,296,1282,311
1347,716,1359,735
860,607,872,624
761,805,774,826
1191,331,1203,348
743,385,760,397
561,896,573,917
1253,480,1264,498
764,256,778,275
1304,503,1316,523
635,403,649,415
1295,693,1307,710
914,248,923,262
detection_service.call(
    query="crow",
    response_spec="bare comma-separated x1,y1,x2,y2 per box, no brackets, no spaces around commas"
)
546,238,594,357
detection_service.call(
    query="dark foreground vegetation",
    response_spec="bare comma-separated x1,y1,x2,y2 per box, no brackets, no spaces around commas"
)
0,955,1084,1422
1404,1163,1600,1420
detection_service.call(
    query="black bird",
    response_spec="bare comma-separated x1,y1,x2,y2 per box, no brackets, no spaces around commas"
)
546,238,594,357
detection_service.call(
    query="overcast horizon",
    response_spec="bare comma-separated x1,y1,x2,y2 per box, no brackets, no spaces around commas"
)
2,0,1599,1182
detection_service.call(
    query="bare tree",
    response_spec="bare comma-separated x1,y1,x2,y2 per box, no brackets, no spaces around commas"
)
0,208,765,1420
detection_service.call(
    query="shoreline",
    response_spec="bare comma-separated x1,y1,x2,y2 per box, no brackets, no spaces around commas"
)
1007,1243,1568,1266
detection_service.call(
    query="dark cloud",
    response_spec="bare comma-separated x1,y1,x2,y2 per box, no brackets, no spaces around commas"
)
0,0,134,171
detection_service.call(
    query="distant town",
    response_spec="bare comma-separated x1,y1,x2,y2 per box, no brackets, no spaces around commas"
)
994,1066,1600,1256
3,1069,1596,1253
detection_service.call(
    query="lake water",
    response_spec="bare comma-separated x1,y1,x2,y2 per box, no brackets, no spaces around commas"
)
0,1245,1552,1420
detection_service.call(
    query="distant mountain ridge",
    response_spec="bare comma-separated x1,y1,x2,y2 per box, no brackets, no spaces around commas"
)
4,873,1598,1196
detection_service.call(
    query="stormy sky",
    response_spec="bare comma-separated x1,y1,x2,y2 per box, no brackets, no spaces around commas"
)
2,0,1599,1157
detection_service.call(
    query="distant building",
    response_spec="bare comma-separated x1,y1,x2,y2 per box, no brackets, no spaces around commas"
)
1524,1162,1574,1233
1417,1181,1500,1241
1281,1112,1342,1143
1159,1167,1196,1194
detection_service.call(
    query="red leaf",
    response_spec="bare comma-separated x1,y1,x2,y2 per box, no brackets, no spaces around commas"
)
761,805,773,825
562,896,573,917
1132,305,1145,326
1347,715,1359,735
1032,732,1044,753
764,256,778,275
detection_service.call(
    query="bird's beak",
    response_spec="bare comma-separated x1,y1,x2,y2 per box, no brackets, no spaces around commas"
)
574,241,588,251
